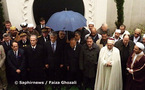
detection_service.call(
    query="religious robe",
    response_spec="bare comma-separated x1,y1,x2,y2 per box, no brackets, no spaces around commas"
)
126,52,145,90
95,46,122,90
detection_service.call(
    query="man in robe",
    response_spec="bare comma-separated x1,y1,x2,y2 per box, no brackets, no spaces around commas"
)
130,28,142,44
126,42,145,90
95,38,122,90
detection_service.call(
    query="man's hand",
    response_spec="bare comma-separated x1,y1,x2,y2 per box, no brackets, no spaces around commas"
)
67,66,69,70
106,61,112,67
60,64,63,68
45,64,49,68
128,69,133,74
16,69,21,74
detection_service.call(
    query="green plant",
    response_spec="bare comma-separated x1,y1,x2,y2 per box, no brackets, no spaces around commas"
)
0,0,4,31
114,0,125,29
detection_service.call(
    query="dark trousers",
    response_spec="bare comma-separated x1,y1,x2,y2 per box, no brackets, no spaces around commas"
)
83,76,95,90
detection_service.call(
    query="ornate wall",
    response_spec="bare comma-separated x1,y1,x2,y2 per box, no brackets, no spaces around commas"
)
2,0,107,30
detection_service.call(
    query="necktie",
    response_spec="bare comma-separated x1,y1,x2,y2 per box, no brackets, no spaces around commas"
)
45,37,48,42
32,47,35,51
15,51,17,58
52,44,55,52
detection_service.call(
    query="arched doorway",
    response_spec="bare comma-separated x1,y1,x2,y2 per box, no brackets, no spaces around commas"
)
33,0,85,25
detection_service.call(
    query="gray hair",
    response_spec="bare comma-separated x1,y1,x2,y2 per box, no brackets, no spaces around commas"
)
30,35,37,40
50,31,57,37
3,33,10,38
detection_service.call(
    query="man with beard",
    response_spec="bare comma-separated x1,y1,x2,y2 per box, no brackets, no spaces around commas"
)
9,26,20,42
126,42,145,90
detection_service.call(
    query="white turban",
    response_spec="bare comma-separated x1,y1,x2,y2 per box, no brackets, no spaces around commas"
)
115,29,121,33
136,42,144,50
143,34,145,38
107,38,115,44
28,24,34,28
88,22,94,25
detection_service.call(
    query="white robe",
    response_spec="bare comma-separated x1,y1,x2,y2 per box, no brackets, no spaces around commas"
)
94,46,122,90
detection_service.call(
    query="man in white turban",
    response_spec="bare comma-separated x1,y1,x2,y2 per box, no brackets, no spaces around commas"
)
95,38,122,90
126,42,145,90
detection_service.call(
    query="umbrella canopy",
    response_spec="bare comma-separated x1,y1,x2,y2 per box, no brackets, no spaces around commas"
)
46,10,87,31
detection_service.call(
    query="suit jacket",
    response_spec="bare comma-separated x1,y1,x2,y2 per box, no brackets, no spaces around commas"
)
7,49,25,72
45,41,64,69
18,39,30,49
38,35,50,46
2,40,13,56
35,25,45,34
25,45,46,80
0,45,6,71
65,44,81,72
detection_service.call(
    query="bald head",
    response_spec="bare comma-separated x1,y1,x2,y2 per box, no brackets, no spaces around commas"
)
90,27,97,37
134,28,141,38
123,35,130,46
101,23,108,31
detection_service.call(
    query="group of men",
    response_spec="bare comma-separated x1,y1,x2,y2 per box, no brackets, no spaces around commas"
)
0,18,145,90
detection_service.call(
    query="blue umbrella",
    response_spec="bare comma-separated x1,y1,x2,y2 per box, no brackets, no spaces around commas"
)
46,10,87,31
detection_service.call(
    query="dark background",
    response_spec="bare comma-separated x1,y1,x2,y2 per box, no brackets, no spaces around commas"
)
33,0,85,25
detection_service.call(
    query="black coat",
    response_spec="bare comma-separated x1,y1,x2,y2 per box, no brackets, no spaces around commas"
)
45,41,64,69
38,35,50,46
18,39,30,50
65,44,81,72
7,49,25,81
2,40,13,56
79,43,100,78
35,25,45,34
25,45,46,81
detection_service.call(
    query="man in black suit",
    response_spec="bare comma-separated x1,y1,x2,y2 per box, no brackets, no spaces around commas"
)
1,33,13,83
19,23,30,36
65,37,82,89
2,33,13,56
3,21,11,33
38,28,50,47
7,41,25,90
18,33,30,50
74,31,85,45
35,17,46,34
25,35,46,90
45,32,64,90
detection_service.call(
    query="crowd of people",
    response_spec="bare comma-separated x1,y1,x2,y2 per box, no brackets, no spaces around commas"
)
0,17,145,90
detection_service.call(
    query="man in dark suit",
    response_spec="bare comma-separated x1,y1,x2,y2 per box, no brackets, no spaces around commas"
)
25,35,46,90
38,28,50,47
18,33,30,50
1,33,13,83
7,41,25,90
35,17,46,34
19,23,30,36
2,33,13,56
65,37,82,89
3,21,12,34
45,32,64,90
75,27,90,42
130,28,142,44
74,31,85,45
